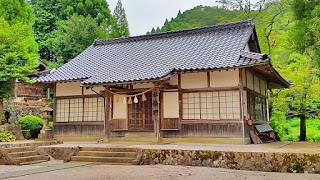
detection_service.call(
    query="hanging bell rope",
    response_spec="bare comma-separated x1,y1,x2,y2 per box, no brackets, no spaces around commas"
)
128,97,133,104
142,93,147,101
103,86,155,104
134,96,138,103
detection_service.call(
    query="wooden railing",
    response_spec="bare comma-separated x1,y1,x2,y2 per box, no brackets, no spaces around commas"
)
16,85,44,98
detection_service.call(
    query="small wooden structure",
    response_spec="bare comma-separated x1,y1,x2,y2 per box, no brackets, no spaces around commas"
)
34,20,290,144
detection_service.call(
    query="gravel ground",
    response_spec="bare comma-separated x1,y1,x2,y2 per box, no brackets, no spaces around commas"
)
3,164,320,180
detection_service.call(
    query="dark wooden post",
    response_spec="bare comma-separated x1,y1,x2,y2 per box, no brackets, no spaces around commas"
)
104,88,111,142
152,85,161,142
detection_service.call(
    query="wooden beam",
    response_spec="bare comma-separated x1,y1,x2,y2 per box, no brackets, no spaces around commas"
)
104,87,111,142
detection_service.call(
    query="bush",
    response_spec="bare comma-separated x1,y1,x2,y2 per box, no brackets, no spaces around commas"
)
49,121,53,130
0,131,16,142
22,130,31,140
18,115,43,138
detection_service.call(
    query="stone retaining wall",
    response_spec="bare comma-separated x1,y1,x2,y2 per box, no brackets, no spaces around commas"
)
0,140,62,149
136,149,320,174
37,146,80,161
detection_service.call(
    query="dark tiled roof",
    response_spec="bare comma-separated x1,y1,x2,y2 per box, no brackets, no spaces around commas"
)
35,20,269,85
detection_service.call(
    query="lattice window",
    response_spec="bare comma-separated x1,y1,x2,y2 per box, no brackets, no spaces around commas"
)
219,91,240,119
83,97,104,122
248,93,267,121
56,99,69,122
182,93,200,119
182,90,240,120
200,92,219,120
56,97,104,122
69,98,83,122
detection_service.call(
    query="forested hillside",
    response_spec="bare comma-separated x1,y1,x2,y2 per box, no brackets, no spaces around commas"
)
150,0,320,142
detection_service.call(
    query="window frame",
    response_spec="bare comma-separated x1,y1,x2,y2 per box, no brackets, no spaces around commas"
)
181,90,241,121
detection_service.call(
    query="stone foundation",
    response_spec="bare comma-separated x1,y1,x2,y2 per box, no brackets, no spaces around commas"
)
136,149,320,174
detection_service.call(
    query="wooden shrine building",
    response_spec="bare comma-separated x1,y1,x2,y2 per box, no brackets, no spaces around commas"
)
35,20,290,144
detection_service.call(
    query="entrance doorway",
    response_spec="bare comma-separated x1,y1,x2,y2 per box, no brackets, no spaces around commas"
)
128,92,153,131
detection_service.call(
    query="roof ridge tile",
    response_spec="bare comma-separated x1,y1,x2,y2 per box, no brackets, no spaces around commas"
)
93,20,253,46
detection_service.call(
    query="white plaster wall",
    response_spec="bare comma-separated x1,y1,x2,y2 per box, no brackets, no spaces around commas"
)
113,94,127,119
163,92,179,118
83,86,105,95
210,69,239,88
246,71,254,90
242,68,246,86
260,79,266,96
56,82,82,96
169,75,178,85
254,76,261,93
181,72,207,89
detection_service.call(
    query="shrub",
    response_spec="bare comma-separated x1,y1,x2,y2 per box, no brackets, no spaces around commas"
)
22,130,31,140
0,131,16,142
49,121,53,130
18,115,43,138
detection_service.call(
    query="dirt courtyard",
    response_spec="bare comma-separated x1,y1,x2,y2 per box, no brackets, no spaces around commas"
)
1,163,320,180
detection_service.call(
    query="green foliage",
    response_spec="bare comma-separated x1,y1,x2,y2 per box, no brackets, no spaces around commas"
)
50,15,103,63
0,0,34,24
22,130,31,140
113,0,129,37
0,0,39,101
148,6,241,34
47,14,109,64
19,115,44,138
30,0,117,61
0,131,16,142
271,114,320,142
49,121,53,130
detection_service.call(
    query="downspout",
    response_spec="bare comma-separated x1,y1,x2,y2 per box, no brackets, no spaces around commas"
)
90,87,105,108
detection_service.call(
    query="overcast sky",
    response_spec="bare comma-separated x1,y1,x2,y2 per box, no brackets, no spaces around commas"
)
108,0,218,36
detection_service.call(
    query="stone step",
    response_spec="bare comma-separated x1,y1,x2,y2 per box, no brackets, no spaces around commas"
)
20,159,49,166
71,156,135,164
14,155,49,163
77,151,136,158
9,151,39,158
4,146,34,153
81,147,137,152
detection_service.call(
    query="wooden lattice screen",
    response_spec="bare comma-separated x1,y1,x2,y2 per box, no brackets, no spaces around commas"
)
182,90,240,120
56,97,104,122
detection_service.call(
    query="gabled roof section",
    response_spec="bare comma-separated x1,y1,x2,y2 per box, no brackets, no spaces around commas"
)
35,20,284,86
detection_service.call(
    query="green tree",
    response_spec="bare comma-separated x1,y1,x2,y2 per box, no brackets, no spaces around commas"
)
30,0,116,61
113,0,129,37
0,0,38,123
0,18,38,123
0,0,34,24
30,0,61,61
47,14,108,65
277,54,320,141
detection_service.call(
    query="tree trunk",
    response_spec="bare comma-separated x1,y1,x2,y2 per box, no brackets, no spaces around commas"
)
0,99,3,125
299,113,306,141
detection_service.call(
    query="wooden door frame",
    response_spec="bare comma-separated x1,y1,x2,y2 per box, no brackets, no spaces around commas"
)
127,92,153,132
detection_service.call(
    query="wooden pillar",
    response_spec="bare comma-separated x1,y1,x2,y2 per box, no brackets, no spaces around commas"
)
240,87,246,145
104,88,111,142
152,85,160,142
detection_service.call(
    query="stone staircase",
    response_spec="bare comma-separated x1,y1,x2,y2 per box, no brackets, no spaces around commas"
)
70,147,137,165
4,146,49,165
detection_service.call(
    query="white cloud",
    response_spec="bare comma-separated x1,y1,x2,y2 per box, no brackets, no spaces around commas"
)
107,0,217,36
